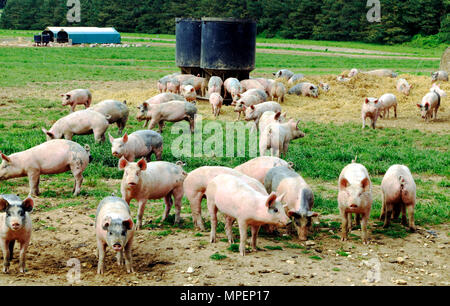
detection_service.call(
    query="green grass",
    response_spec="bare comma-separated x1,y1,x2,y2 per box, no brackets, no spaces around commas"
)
263,245,283,251
210,252,227,260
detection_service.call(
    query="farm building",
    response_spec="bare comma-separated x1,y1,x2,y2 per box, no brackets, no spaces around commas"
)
41,27,121,44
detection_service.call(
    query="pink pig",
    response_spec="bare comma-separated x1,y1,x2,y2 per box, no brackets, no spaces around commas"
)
0,195,34,273
337,162,372,244
183,166,267,231
243,102,282,128
60,89,92,113
269,82,286,103
206,174,290,255
258,111,287,135
240,79,266,92
209,93,223,118
119,158,186,230
207,76,223,96
109,130,163,162
259,119,305,157
0,140,90,196
42,109,110,143
234,156,291,185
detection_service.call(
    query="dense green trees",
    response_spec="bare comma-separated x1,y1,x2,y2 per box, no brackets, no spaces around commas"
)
0,0,448,44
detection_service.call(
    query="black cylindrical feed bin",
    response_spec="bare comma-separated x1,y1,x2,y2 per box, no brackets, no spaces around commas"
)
200,18,256,81
175,18,203,76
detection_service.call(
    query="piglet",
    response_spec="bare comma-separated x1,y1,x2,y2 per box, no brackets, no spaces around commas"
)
265,166,317,241
0,140,90,196
269,82,286,103
243,102,282,128
431,71,448,82
95,196,134,274
119,158,186,230
183,166,267,231
396,78,412,96
233,89,268,120
259,119,305,157
60,89,92,112
288,82,319,98
224,78,243,101
258,111,286,135
91,100,129,134
206,174,290,256
42,109,110,143
0,195,33,273
366,69,398,78
361,97,382,129
417,91,440,121
240,79,266,92
273,69,294,81
209,93,223,118
208,76,223,96
380,165,416,231
378,93,397,119
288,74,305,85
181,85,197,103
338,162,372,244
109,130,163,162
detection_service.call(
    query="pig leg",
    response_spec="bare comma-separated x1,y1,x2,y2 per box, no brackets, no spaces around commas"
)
251,225,261,251
207,200,218,243
136,199,147,230
383,202,393,228
158,121,165,134
188,118,195,133
406,204,416,231
340,211,349,241
380,192,386,221
18,240,29,273
188,191,205,231
172,186,183,225
394,106,397,118
143,119,149,128
154,146,163,161
361,213,369,244
124,239,134,273
238,220,248,256
347,213,353,231
97,239,107,274
71,167,84,196
94,128,107,143
1,240,11,273
362,115,366,129
116,250,124,266
225,216,235,244
64,132,74,141
71,104,76,113
162,192,173,223
8,241,14,260
28,170,40,196
400,202,407,226
148,118,158,131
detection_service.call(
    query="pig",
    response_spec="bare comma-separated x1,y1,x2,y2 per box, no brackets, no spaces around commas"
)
396,78,412,96
361,97,382,129
430,83,447,97
224,78,244,100
183,76,206,96
259,119,305,157
366,69,398,78
288,74,305,85
431,70,448,82
166,78,181,94
288,82,319,98
172,74,196,84
258,111,287,135
233,89,269,120
91,100,129,134
136,100,197,133
0,195,33,273
109,130,163,162
42,109,110,143
60,89,92,113
181,84,197,103
254,78,275,95
378,93,398,119
337,74,351,82
241,79,266,92
319,82,330,92
235,156,291,185
208,76,223,96
95,196,134,274
209,93,223,118
206,174,290,255
138,93,186,128
0,140,90,196
337,162,372,244
243,102,282,128
183,166,268,231
417,91,441,121
380,165,416,231
269,82,286,103
157,75,170,93
273,69,294,81
119,158,186,230
264,166,317,241
348,68,359,78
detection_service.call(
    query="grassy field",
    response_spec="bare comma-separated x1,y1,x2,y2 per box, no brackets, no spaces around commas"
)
0,30,448,238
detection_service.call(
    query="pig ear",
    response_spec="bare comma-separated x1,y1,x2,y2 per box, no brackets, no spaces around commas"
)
122,133,128,143
0,196,10,212
361,177,370,191
295,119,301,130
274,112,281,120
108,133,115,144
374,99,378,104
310,86,314,90
425,102,430,109
66,94,71,99
21,197,34,212
118,157,128,170
265,192,278,208
250,105,255,110
137,158,147,171
340,178,349,189
122,218,133,230
277,192,286,202
102,216,112,230
1,152,11,163
365,98,369,104
42,128,55,139
416,103,421,108
143,102,149,108
190,87,195,92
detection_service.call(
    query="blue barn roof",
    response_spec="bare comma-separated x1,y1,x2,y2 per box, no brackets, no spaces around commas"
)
42,27,121,44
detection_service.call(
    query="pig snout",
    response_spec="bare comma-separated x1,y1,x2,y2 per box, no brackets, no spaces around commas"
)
10,221,22,230
112,243,123,251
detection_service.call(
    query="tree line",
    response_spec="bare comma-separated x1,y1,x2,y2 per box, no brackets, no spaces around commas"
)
0,0,448,44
